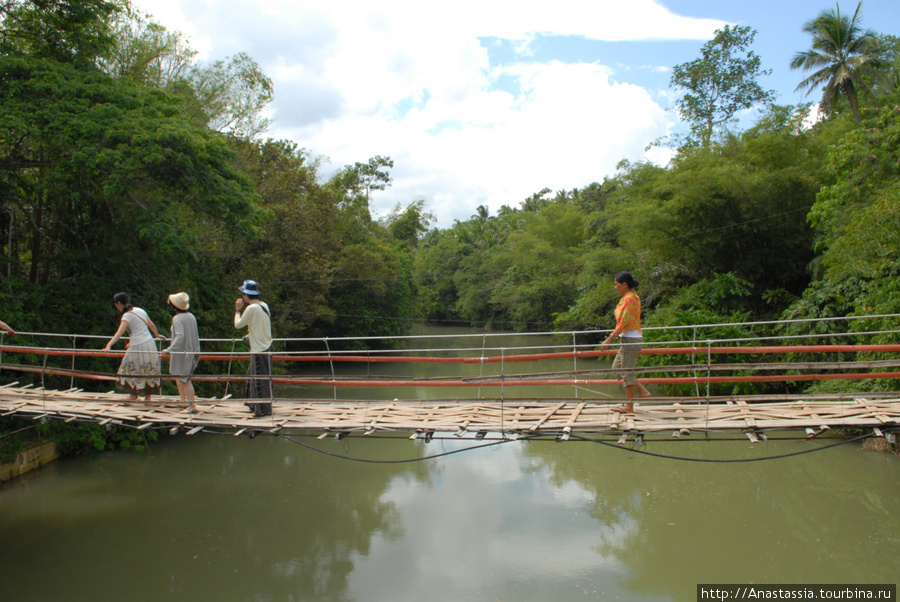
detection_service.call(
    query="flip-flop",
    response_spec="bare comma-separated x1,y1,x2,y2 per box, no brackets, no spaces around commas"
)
610,405,631,413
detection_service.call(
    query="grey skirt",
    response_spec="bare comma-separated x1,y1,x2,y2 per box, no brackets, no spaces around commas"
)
610,335,642,386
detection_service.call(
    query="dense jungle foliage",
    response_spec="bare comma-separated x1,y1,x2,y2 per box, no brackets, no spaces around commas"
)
1,0,899,455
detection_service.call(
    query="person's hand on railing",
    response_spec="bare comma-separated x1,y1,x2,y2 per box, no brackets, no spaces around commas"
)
0,320,14,337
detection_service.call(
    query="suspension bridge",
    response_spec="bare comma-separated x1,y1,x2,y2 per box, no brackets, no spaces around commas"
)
1,315,899,444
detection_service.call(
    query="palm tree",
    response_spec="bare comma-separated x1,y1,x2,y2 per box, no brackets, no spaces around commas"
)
790,2,884,123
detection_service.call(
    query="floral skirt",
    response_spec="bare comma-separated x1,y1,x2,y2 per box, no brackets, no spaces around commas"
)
116,339,161,395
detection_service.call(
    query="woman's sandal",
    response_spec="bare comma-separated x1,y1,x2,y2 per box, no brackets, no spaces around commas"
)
610,405,632,414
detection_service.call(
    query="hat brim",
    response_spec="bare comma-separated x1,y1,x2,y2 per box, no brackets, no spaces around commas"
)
168,294,189,310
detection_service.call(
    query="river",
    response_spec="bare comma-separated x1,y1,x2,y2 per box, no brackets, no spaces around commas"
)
1,327,898,601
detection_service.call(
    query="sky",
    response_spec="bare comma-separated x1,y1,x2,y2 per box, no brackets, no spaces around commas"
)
132,0,900,228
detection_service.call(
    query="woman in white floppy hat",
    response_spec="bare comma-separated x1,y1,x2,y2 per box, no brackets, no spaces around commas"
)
162,292,200,411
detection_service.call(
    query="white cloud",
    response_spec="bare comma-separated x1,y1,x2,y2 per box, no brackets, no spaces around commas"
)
133,0,725,226
801,103,825,129
346,442,631,598
332,61,669,223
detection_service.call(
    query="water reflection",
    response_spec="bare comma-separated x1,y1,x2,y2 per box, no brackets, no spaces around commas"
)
523,438,900,600
1,433,899,601
344,439,647,602
0,436,423,601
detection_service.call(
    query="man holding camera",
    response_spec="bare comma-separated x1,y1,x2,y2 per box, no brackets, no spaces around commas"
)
234,280,273,417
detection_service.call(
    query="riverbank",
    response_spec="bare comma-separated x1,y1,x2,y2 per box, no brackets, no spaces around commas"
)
862,436,900,456
0,439,57,483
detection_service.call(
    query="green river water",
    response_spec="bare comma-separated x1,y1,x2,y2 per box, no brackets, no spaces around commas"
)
1,327,898,601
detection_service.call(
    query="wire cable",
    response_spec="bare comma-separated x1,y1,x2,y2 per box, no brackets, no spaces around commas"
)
275,432,516,463
260,428,890,465
568,431,880,463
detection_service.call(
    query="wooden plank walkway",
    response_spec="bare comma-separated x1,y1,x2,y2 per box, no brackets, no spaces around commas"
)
2,384,899,440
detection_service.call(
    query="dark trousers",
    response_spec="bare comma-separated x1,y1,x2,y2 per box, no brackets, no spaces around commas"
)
245,346,272,416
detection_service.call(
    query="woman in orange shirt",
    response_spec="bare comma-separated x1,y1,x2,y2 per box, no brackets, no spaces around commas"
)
600,271,651,413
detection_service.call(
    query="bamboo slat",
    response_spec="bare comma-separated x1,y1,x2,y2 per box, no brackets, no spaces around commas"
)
1,385,899,439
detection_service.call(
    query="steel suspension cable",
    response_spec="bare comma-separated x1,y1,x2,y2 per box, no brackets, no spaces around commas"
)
263,429,889,465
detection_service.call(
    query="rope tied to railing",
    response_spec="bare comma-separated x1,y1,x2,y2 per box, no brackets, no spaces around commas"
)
691,326,700,398
0,331,5,378
223,338,237,399
324,338,336,401
70,334,78,390
705,341,712,430
41,347,51,408
572,333,579,400
477,333,487,399
499,347,506,436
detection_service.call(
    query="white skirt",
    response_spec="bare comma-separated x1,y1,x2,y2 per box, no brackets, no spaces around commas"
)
116,339,161,395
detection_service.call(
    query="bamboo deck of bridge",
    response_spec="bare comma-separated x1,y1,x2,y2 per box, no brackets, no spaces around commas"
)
2,383,899,441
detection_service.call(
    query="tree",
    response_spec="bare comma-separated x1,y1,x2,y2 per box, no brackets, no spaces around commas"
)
0,55,261,332
471,205,490,221
188,52,273,138
671,25,775,147
568,105,834,320
790,1,885,124
875,34,900,95
808,105,900,281
414,228,468,322
226,139,339,336
487,202,587,329
97,3,196,88
354,155,394,203
327,155,394,208
382,199,434,248
521,188,551,212
325,155,394,245
96,6,273,139
0,0,121,67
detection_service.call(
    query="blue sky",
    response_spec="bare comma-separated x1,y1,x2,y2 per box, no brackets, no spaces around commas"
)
136,0,900,227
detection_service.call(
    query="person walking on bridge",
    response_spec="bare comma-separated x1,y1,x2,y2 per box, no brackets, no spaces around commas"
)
599,271,651,414
162,292,200,412
234,279,273,417
103,292,163,402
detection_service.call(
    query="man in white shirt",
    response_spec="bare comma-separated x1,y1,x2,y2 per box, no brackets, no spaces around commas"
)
234,279,273,416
